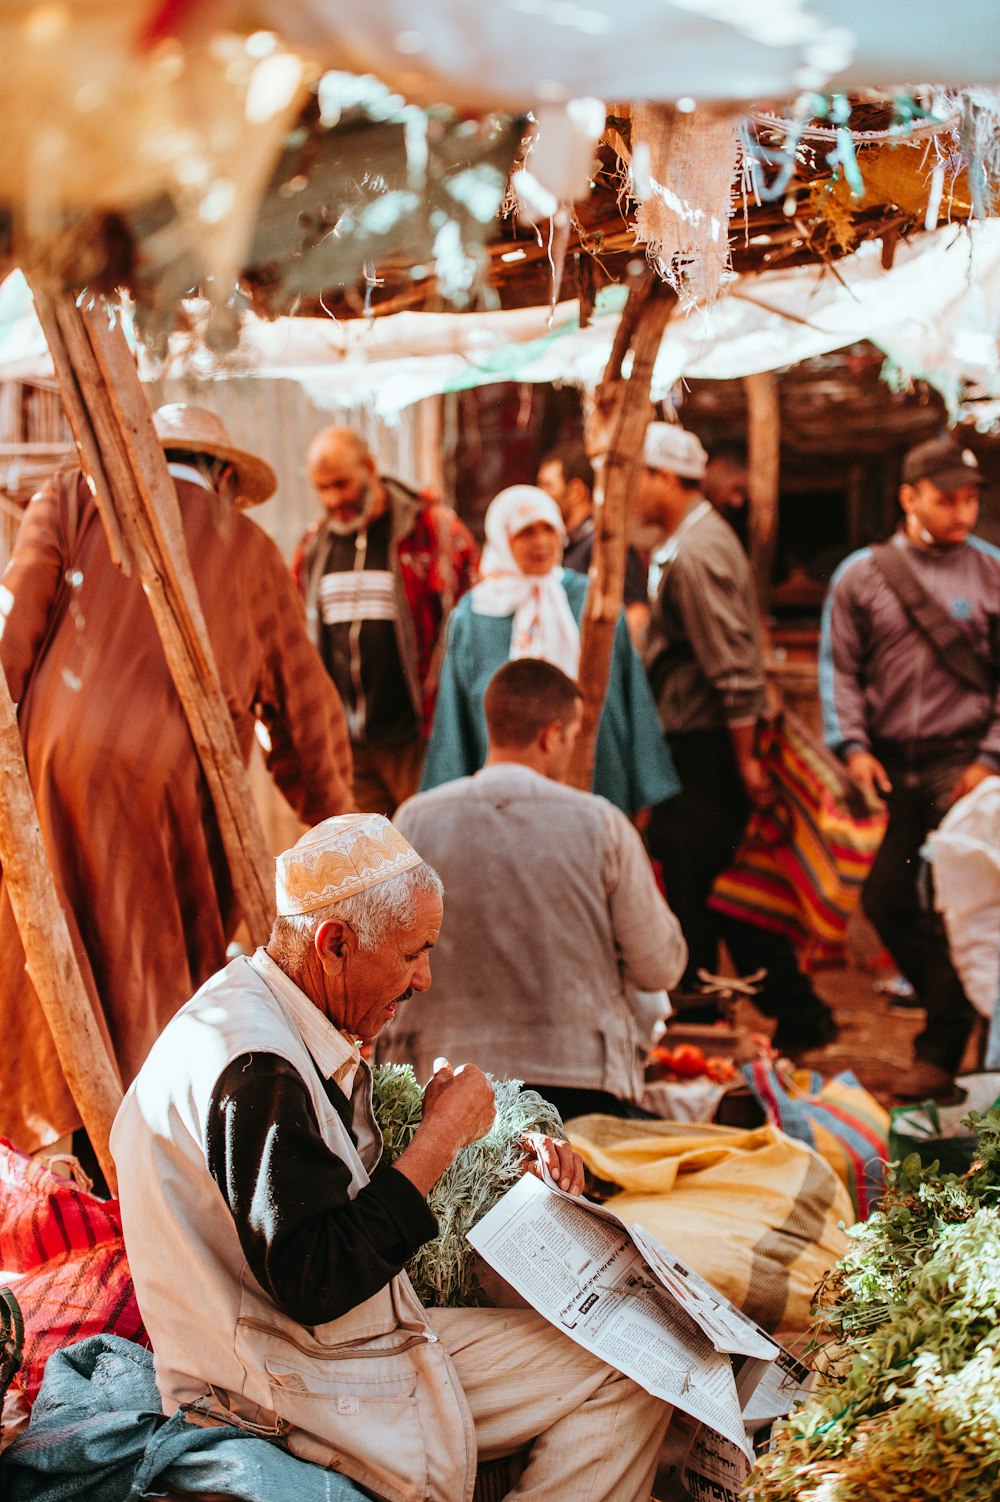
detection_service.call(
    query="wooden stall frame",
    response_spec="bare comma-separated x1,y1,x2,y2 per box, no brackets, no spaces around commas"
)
744,370,781,615
0,280,277,1177
27,284,276,941
0,668,123,1192
567,271,676,792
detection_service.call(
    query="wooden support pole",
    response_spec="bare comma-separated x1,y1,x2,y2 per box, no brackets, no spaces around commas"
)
0,667,122,1193
28,285,276,942
743,371,781,614
567,272,677,792
0,280,276,1168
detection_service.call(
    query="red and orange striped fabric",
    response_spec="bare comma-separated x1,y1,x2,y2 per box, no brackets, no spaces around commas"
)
710,714,888,967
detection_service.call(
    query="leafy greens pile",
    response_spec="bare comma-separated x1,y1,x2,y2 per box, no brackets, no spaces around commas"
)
371,1063,563,1309
744,1108,1000,1501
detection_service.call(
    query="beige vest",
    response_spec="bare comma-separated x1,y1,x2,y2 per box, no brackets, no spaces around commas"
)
111,953,475,1502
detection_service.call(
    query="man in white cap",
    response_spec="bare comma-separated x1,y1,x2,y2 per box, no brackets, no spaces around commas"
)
0,406,354,1160
113,813,672,1502
638,422,838,1058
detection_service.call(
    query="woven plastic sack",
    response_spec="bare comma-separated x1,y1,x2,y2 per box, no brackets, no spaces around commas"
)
710,713,887,967
0,1140,147,1404
740,1063,889,1220
567,1116,852,1335
923,774,1000,1017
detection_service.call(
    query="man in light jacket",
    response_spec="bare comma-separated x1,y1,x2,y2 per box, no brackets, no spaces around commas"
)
113,812,671,1502
379,658,688,1119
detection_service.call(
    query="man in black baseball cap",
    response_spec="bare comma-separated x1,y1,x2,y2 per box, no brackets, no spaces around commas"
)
820,431,996,1103
901,436,985,493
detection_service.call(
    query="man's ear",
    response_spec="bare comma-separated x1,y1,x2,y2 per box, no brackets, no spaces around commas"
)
314,918,353,970
898,483,917,514
537,720,562,755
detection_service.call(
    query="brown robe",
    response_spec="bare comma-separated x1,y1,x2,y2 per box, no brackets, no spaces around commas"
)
0,470,354,1151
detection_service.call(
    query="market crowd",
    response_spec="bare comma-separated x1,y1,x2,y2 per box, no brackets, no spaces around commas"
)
0,401,995,1501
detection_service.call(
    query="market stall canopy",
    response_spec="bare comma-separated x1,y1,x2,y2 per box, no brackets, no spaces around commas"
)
167,1,1000,111
3,218,998,421
1,1,999,352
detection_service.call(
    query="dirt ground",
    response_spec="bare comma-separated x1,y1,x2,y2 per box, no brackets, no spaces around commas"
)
732,911,984,1106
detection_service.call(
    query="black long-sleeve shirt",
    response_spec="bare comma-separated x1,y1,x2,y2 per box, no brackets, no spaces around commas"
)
205,1053,437,1326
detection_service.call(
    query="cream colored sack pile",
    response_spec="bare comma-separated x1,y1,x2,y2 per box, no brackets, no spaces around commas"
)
567,1116,853,1335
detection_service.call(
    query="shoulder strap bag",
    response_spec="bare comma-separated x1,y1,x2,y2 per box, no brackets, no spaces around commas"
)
870,540,993,697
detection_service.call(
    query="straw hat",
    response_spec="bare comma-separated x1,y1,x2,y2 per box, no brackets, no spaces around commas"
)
275,813,424,917
153,404,277,508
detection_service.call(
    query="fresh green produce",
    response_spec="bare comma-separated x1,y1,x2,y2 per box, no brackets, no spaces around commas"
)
743,1108,1000,1501
371,1063,563,1309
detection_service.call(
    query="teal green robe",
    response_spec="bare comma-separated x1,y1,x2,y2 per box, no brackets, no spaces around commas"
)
421,570,679,814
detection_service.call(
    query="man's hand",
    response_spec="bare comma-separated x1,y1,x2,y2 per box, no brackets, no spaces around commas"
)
949,761,997,807
522,1133,586,1196
421,1058,496,1147
393,1059,495,1198
846,749,893,803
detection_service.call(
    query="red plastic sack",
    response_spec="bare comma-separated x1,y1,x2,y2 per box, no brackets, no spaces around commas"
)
0,1140,147,1403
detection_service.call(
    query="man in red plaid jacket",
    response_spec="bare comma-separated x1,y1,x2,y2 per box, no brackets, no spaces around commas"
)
293,427,478,815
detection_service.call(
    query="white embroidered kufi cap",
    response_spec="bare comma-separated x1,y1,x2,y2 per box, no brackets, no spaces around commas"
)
275,814,423,917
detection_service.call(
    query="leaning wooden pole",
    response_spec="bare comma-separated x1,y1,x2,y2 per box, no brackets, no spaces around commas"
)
28,284,276,941
567,272,676,792
744,370,781,615
0,669,122,1193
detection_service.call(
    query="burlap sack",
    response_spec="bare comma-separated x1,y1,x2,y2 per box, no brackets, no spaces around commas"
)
567,1116,853,1334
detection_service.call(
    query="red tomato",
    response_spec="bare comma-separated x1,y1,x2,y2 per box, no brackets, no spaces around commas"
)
666,1043,707,1079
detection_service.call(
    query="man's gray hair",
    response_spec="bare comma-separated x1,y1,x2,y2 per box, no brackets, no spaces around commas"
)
268,860,443,972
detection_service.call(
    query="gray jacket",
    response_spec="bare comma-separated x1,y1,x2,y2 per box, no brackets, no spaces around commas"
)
644,500,767,734
380,764,687,1102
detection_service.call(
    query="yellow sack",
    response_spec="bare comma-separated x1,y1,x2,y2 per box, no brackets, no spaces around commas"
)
567,1116,853,1335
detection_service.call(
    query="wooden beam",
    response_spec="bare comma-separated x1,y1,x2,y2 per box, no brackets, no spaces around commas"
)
744,371,781,613
567,272,676,792
32,286,277,943
0,665,122,1193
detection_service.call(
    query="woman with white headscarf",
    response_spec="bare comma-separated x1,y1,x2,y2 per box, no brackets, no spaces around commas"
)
420,485,677,814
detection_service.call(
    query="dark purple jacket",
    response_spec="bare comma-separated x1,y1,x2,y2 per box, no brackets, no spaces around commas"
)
819,530,1000,763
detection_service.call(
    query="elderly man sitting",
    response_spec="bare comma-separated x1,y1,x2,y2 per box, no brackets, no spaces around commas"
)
112,815,671,1502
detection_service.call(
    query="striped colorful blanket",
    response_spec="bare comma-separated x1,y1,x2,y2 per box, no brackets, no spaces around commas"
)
710,713,887,966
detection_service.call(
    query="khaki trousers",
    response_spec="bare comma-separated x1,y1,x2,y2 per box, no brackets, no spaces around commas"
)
429,1307,672,1502
351,737,425,817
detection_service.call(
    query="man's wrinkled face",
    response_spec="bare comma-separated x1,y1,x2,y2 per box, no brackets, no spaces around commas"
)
901,478,980,547
335,889,443,1042
309,445,376,535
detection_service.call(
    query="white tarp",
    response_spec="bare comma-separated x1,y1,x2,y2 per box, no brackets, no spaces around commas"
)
3,218,999,418
259,1,1000,111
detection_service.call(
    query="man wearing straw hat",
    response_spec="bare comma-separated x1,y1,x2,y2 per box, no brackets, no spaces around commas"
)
0,405,354,1158
113,812,672,1502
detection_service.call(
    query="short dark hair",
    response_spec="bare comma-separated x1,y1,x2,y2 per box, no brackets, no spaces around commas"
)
540,443,594,495
484,659,583,748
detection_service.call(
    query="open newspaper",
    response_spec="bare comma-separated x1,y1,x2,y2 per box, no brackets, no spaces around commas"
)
467,1168,810,1487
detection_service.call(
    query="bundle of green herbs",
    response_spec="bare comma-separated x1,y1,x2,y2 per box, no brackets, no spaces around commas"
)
371,1063,564,1309
744,1108,1000,1501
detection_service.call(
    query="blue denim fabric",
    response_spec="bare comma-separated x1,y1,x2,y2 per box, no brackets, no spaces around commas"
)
1,1336,364,1502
